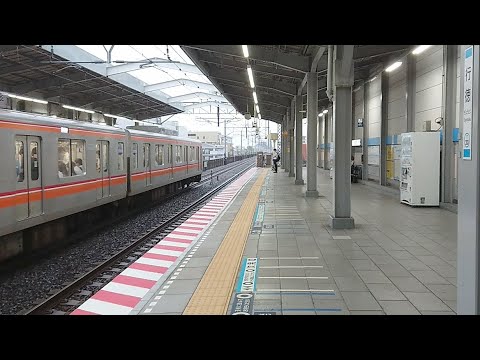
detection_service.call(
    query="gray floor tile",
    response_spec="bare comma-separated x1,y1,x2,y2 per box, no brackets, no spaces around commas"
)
350,311,385,315
281,295,314,308
185,257,213,268
342,251,369,260
164,279,200,294
403,246,433,256
349,259,380,271
282,310,316,315
403,292,451,311
361,246,389,255
428,264,457,278
368,254,399,265
445,300,456,312
366,283,407,301
175,267,208,280
420,311,456,315
312,299,350,315
425,284,457,301
341,291,382,311
150,294,192,313
410,270,450,284
357,270,392,284
334,276,368,291
397,259,431,271
389,277,429,292
379,300,420,315
376,263,411,277
414,255,449,266
388,250,417,260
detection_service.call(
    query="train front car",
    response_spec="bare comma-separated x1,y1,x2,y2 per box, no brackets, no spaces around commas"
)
0,109,128,262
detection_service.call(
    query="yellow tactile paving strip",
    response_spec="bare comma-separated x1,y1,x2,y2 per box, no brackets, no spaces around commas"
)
183,168,268,315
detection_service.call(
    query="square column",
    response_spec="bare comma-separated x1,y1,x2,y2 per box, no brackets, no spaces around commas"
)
289,101,295,177
330,45,355,229
457,45,480,314
281,117,286,169
295,95,304,184
306,72,319,197
324,112,329,170
284,111,290,172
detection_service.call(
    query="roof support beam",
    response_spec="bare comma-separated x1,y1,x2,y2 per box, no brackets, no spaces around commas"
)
105,58,203,77
182,102,235,112
183,45,310,73
145,79,217,93
311,46,327,72
167,92,226,103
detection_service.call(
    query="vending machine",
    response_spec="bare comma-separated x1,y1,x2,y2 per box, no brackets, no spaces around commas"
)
400,132,440,206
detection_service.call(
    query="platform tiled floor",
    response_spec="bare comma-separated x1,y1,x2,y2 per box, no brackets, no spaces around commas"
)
243,167,457,315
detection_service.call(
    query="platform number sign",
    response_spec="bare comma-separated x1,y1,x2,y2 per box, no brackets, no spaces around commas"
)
463,46,473,160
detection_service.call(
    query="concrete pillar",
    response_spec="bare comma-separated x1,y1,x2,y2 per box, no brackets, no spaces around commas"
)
289,101,295,177
457,45,480,314
441,45,457,203
330,45,355,229
324,112,329,170
318,110,322,167
380,72,388,186
295,95,304,184
281,117,286,169
362,81,369,180
306,72,319,197
284,111,290,172
406,53,416,132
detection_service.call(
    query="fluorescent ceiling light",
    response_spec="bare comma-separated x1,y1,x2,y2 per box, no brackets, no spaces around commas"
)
242,45,249,58
7,94,47,104
258,114,261,120
104,113,117,118
369,76,377,82
256,105,260,113
385,61,402,72
318,113,322,117
412,45,431,55
253,91,258,104
62,104,95,114
323,109,328,114
247,65,255,88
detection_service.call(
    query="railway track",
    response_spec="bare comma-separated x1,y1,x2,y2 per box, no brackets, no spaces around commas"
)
24,163,254,315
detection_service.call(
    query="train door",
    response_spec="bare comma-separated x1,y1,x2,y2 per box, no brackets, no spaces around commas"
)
96,141,110,199
185,145,188,174
169,144,174,179
15,135,42,221
144,143,151,186
197,146,200,170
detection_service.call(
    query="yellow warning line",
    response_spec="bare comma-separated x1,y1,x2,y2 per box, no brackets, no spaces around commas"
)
183,168,268,315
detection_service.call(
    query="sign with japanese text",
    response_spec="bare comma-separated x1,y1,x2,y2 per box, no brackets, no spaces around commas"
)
463,46,473,160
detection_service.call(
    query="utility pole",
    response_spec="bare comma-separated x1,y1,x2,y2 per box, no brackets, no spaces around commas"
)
224,116,227,165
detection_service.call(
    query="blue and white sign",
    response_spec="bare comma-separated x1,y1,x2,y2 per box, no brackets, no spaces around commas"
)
463,46,473,160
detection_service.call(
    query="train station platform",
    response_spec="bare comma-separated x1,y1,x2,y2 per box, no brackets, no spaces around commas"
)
126,166,457,316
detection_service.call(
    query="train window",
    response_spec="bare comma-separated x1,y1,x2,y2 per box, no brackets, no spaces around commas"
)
155,144,164,166
175,145,181,163
59,139,85,177
143,144,150,168
132,143,138,169
168,145,173,164
15,140,25,182
102,142,109,173
71,140,85,176
117,142,124,171
30,142,39,181
58,139,71,177
96,143,101,173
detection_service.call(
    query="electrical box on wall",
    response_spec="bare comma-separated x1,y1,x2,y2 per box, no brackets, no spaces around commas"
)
400,132,440,206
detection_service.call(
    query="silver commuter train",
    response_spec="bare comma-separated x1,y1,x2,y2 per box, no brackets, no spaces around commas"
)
0,109,202,240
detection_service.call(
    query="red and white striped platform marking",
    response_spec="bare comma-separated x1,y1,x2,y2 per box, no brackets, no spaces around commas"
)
71,168,257,315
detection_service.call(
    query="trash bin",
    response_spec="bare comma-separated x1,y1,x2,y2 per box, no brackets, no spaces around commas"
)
256,152,264,167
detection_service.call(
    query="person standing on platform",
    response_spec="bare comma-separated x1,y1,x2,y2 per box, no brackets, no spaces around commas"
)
272,148,279,173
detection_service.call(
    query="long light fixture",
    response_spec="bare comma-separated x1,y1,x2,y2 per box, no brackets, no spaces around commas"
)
385,61,402,73
247,65,255,88
323,109,328,114
62,104,95,114
258,114,261,120
253,91,258,104
103,113,117,118
256,104,260,113
412,45,431,55
6,93,47,104
242,45,249,58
